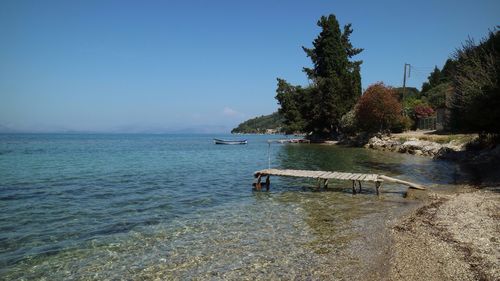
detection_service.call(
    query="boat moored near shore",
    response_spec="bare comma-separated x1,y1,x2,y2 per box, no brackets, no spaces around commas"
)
213,138,247,145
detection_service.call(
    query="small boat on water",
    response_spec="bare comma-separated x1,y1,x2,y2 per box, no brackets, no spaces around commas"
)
213,138,247,145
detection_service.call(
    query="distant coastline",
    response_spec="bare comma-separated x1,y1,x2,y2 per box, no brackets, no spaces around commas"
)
231,112,284,134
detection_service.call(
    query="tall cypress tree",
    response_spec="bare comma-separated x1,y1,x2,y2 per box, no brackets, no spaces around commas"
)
302,15,363,138
275,14,362,139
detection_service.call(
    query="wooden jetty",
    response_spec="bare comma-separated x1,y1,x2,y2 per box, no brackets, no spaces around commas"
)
273,138,310,144
253,168,427,195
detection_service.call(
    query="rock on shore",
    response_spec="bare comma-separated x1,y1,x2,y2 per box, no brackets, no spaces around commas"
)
364,135,500,165
365,135,464,157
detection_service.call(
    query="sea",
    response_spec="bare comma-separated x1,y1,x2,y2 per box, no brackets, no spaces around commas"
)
0,133,473,280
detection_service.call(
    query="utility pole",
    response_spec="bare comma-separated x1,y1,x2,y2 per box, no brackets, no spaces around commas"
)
402,63,411,116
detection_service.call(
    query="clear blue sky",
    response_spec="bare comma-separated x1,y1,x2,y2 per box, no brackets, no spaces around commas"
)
1,0,498,133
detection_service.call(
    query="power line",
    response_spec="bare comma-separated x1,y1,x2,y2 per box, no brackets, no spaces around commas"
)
410,65,435,70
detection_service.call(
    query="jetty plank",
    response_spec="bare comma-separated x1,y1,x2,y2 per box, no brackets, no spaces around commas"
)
322,172,332,178
323,172,335,179
349,174,358,180
359,174,367,179
340,173,351,180
330,172,341,179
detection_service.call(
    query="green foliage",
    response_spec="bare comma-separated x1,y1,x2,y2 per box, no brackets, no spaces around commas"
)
231,112,284,134
421,82,431,94
416,28,500,134
441,59,457,82
449,29,500,133
275,14,363,138
426,82,452,108
393,87,420,101
339,109,357,135
391,116,413,133
421,66,442,94
403,96,429,116
275,78,307,134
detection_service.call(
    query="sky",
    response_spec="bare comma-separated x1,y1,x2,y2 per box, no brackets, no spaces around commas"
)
0,0,499,133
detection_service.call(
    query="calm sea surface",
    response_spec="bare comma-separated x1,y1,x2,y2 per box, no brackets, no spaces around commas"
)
0,134,472,279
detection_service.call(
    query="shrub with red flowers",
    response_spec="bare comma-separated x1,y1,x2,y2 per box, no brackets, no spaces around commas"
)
413,105,435,119
355,83,403,132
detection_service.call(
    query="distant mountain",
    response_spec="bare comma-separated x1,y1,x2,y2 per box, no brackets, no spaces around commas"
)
0,124,231,134
0,124,18,133
231,112,283,134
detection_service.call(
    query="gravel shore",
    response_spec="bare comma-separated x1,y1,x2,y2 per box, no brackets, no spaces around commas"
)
388,188,499,281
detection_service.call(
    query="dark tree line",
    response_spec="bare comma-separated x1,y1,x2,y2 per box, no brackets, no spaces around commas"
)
420,28,500,134
275,14,363,139
450,30,499,133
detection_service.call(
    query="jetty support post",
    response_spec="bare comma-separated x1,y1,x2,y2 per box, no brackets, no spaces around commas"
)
375,181,382,196
352,180,357,194
358,181,362,193
265,175,270,191
324,179,329,189
255,174,262,191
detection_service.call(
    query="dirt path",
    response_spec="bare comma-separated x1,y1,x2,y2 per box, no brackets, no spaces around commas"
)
388,189,500,280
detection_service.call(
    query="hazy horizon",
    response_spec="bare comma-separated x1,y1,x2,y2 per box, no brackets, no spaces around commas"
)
0,123,235,134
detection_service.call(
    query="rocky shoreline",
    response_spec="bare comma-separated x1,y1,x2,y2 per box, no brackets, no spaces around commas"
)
364,135,464,158
363,134,500,164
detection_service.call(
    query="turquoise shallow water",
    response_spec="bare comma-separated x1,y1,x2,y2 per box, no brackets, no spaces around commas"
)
0,134,472,279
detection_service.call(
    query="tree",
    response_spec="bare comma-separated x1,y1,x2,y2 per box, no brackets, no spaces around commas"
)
275,78,306,134
420,59,455,105
426,82,452,109
400,96,432,129
301,15,363,138
275,14,363,138
355,83,403,132
339,109,357,135
393,87,420,101
441,59,456,82
421,66,442,94
449,29,500,133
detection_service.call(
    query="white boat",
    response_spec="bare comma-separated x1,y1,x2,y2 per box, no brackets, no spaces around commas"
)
213,138,247,145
